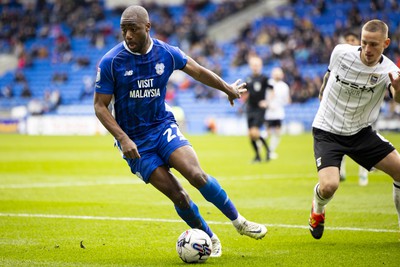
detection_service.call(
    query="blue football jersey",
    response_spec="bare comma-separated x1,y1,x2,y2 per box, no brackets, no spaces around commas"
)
95,38,188,139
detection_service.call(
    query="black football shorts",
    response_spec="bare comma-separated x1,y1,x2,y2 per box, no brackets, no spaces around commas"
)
247,107,265,128
312,126,395,171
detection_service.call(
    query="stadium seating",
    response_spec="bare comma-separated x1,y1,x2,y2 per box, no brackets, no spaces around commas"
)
1,0,399,134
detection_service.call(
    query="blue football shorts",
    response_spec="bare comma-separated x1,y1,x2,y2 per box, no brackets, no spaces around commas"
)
119,123,190,183
313,126,395,171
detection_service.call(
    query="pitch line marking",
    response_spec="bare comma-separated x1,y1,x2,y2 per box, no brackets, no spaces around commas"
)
0,179,141,189
0,173,316,189
0,213,398,233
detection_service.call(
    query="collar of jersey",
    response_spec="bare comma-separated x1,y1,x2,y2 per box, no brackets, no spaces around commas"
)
123,38,153,55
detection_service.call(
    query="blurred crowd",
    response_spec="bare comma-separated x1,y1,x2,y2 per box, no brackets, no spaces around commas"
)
0,0,107,113
1,0,400,115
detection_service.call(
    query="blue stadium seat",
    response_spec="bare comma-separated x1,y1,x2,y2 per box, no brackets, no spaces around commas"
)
1,0,399,134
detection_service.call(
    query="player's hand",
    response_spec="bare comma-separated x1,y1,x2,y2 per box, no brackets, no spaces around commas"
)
389,71,400,92
228,79,247,106
120,137,141,159
259,100,267,108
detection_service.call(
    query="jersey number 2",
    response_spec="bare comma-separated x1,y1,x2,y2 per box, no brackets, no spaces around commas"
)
163,124,186,142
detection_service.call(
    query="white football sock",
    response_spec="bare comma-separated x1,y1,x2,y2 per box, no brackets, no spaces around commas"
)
270,134,280,153
393,182,400,226
232,214,245,228
340,157,346,177
359,166,368,179
313,183,332,214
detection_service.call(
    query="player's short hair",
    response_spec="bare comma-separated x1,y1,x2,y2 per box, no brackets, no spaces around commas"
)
121,5,149,24
362,20,388,38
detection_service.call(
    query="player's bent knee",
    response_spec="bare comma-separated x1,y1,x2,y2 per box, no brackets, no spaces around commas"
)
173,189,191,209
187,171,208,189
391,171,400,183
319,182,338,199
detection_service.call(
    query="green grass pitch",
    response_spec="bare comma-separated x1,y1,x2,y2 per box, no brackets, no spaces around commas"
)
1,132,400,266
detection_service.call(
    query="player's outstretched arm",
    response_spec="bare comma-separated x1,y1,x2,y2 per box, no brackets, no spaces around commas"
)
389,71,400,104
182,56,246,106
94,92,140,159
319,71,330,101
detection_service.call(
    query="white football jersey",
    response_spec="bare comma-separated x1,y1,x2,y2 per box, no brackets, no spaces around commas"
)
265,79,291,120
313,44,399,135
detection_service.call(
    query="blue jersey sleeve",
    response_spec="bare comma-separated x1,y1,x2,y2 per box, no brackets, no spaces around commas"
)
167,45,188,70
95,56,114,95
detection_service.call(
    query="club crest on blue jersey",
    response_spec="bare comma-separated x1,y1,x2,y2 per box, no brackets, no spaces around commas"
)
155,63,165,75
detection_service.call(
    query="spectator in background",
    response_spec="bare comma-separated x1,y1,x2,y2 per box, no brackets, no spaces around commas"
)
27,98,44,115
44,89,61,112
52,72,68,84
20,83,32,98
74,56,90,69
31,45,49,59
17,51,30,69
80,75,94,100
26,88,61,115
14,71,27,83
2,0,399,108
53,31,72,63
90,31,105,50
232,41,252,67
1,85,13,98
347,4,363,30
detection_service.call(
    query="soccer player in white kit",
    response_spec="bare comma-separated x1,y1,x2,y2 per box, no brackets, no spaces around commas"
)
264,67,291,159
338,31,369,186
309,19,400,239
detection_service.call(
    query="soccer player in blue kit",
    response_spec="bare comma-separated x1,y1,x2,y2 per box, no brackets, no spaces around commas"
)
94,5,267,257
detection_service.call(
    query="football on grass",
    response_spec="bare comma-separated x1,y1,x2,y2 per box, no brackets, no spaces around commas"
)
176,229,212,263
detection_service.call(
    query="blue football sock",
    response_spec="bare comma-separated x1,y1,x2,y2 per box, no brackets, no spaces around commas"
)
199,175,239,221
175,200,213,237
